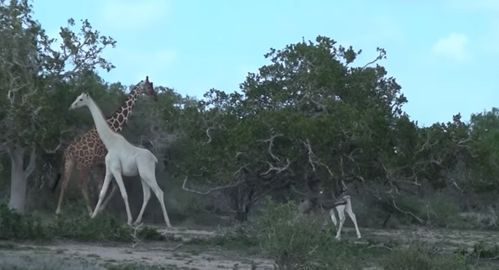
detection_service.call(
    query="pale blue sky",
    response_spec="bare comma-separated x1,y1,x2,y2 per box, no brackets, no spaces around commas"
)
32,0,499,126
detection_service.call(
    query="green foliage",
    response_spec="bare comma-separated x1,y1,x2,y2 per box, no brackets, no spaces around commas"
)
0,203,47,240
0,0,115,148
0,202,173,242
382,244,468,270
469,108,499,191
136,226,165,241
49,214,132,241
167,36,409,221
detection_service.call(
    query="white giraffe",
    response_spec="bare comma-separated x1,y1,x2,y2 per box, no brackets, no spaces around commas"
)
69,92,172,227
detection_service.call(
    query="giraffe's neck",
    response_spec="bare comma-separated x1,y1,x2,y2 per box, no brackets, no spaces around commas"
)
106,85,142,132
86,96,118,149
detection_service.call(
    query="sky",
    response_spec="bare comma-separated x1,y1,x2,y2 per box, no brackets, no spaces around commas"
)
32,0,499,126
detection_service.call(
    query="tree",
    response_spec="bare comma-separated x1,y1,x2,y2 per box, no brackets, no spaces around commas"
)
468,108,499,191
171,36,408,221
0,0,115,213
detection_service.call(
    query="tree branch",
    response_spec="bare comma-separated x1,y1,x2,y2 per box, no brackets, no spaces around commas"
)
303,139,316,171
204,127,214,144
261,158,291,176
361,47,386,69
41,140,63,154
260,133,283,161
182,177,247,195
391,197,424,224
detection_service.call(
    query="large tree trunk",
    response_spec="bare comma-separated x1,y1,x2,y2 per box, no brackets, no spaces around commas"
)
7,145,36,214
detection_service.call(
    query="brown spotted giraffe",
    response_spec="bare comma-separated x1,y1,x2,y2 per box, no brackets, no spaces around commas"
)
55,77,156,215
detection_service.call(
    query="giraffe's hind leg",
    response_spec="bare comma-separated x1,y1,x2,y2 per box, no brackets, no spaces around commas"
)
138,156,172,228
78,167,93,216
55,157,75,215
134,179,151,225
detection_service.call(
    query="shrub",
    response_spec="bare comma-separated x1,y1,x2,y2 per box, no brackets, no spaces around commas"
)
382,244,468,270
0,203,48,240
48,213,133,241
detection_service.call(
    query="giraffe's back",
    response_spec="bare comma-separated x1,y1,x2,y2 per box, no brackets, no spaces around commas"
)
65,128,108,170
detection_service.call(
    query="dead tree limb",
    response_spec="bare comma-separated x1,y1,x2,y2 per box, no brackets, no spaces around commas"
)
182,177,247,195
260,133,283,161
303,139,316,171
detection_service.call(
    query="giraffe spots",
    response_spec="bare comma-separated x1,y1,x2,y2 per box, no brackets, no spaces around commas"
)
113,122,119,130
117,114,124,123
126,100,133,107
122,109,129,117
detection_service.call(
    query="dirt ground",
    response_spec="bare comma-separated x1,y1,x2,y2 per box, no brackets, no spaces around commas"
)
0,227,275,270
1,226,499,269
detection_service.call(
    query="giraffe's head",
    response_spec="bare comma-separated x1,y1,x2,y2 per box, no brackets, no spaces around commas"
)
69,92,91,110
137,76,157,100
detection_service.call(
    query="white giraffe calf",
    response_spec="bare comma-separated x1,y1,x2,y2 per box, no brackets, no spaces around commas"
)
322,192,361,240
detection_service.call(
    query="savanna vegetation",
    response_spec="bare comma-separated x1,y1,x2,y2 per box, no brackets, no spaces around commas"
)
1,1,499,269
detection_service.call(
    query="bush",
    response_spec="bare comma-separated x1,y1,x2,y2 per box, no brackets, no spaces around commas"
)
382,244,468,270
254,198,365,269
0,202,170,242
426,193,461,228
0,203,48,240
49,213,133,241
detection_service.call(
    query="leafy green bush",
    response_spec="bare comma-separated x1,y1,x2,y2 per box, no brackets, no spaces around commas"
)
382,244,468,270
0,203,48,240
